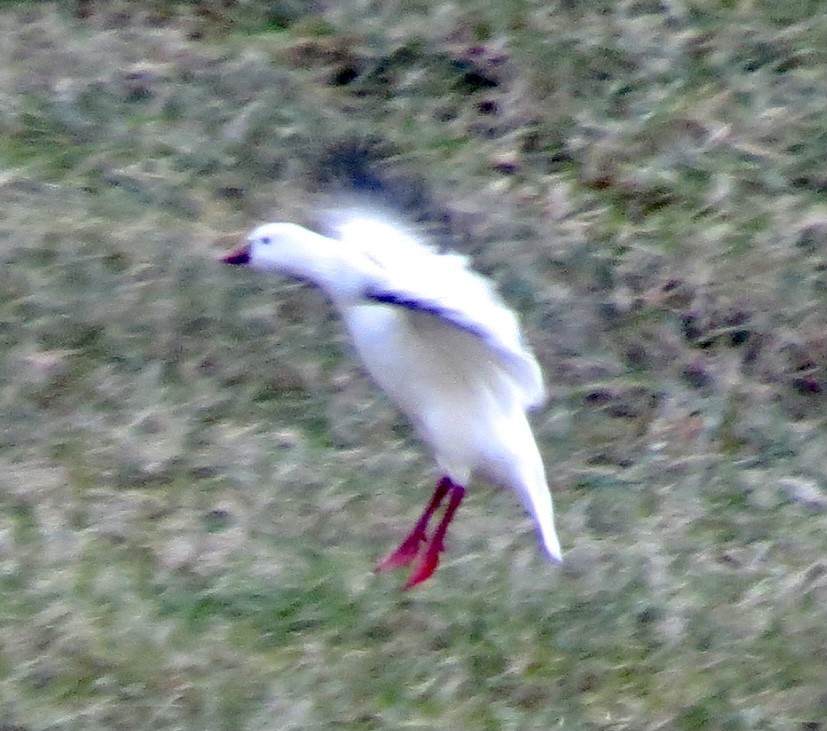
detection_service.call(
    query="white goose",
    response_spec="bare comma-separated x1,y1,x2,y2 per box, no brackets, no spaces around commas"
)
222,215,562,589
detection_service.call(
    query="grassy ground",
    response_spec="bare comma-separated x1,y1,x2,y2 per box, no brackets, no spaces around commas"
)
2,1,827,729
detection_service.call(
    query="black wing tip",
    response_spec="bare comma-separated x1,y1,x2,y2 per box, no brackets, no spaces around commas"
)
364,288,487,340
366,289,441,316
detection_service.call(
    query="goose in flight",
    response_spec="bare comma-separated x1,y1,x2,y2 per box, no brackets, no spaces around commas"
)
222,215,562,588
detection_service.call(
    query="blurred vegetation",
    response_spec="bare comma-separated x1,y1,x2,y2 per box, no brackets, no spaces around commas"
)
2,1,827,729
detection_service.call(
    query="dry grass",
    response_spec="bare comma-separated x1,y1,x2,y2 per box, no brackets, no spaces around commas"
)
2,1,827,729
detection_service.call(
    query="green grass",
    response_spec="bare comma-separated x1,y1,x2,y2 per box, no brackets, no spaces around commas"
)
2,1,827,729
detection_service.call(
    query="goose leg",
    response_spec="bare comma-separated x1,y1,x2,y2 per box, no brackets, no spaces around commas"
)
404,481,465,590
375,477,451,572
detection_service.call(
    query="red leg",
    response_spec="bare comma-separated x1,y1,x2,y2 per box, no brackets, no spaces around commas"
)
404,481,465,590
375,477,451,573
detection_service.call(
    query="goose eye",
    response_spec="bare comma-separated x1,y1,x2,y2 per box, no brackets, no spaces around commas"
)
260,236,271,245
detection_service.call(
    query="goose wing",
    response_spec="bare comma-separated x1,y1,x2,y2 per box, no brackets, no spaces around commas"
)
334,216,546,409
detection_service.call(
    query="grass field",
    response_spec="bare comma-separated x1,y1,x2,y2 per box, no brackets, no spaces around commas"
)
2,1,827,729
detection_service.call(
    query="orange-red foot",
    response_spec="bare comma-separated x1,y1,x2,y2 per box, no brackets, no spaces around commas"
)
375,531,426,572
374,477,465,590
403,482,465,590
403,548,441,590
375,477,451,574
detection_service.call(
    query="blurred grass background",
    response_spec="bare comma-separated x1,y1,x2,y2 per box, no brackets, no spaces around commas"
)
2,1,827,729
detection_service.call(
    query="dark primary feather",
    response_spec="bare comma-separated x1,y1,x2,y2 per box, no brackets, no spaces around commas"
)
364,287,489,341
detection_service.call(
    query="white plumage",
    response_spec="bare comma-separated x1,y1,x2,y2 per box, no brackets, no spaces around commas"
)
223,214,562,589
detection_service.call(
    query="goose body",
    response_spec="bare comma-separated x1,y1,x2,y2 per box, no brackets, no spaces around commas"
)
223,216,562,588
